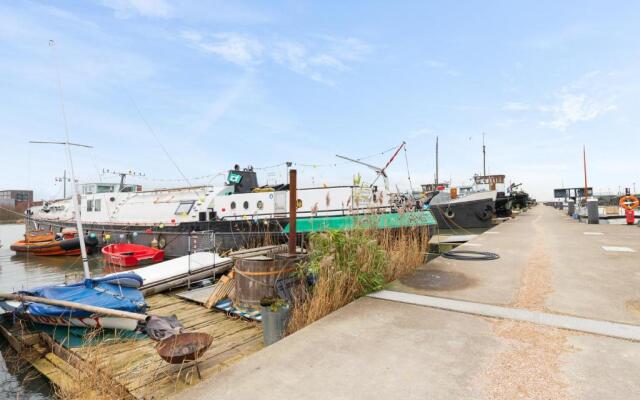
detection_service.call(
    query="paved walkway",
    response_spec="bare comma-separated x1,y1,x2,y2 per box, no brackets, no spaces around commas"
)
178,206,640,400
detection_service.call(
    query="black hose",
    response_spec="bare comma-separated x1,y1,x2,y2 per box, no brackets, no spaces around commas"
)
441,250,500,261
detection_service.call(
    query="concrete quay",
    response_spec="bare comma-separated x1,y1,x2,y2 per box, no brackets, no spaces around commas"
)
178,206,640,400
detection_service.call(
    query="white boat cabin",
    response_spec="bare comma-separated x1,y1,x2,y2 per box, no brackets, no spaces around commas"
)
30,167,390,227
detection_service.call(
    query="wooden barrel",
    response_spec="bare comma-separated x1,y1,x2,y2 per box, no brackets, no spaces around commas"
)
235,253,306,309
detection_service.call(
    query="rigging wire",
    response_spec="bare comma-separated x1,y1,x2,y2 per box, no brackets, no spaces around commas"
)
123,90,193,188
403,145,414,193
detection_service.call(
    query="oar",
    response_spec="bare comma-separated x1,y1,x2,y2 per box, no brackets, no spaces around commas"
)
0,292,213,364
0,292,148,322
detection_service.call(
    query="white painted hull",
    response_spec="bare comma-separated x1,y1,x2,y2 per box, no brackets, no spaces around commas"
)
105,252,231,287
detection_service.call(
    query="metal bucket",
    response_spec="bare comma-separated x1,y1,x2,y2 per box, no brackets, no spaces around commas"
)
235,253,305,309
261,305,290,346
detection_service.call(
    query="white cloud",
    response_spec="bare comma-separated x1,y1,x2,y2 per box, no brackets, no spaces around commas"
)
101,0,172,18
541,93,616,131
182,32,371,84
183,32,263,66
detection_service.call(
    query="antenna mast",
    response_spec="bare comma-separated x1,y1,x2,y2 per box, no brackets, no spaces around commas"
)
482,132,486,176
102,169,145,190
435,136,439,185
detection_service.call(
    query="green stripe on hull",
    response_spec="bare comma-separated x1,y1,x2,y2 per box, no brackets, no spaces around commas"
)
283,210,436,233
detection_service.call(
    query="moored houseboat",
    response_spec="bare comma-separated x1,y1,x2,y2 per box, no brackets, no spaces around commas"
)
27,166,437,257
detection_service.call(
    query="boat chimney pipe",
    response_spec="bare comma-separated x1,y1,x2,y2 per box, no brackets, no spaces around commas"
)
288,169,297,256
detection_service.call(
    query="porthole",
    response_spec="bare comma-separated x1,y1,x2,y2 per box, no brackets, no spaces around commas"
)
257,200,264,210
243,201,249,210
230,201,236,210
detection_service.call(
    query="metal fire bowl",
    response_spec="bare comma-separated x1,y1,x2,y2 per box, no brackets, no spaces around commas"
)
156,332,213,364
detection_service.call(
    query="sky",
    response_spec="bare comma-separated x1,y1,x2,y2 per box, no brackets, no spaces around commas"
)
1,0,639,201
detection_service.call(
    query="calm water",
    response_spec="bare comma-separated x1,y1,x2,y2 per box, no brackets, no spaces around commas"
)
0,224,111,399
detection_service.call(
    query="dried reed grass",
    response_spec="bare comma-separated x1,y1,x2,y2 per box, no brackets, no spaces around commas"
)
287,225,429,334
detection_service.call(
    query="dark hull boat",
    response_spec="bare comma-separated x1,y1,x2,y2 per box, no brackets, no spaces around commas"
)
495,193,513,218
426,191,497,229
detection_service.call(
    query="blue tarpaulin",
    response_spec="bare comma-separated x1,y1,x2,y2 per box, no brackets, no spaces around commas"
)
18,275,146,318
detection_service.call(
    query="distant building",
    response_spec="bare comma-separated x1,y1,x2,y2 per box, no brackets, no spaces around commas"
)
0,190,33,203
0,190,34,217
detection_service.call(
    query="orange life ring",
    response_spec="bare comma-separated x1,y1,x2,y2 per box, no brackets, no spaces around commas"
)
619,195,639,210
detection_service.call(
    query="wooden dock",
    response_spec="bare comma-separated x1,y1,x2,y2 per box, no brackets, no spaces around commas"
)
0,293,263,399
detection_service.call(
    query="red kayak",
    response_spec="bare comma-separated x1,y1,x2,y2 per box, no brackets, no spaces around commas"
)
101,243,165,268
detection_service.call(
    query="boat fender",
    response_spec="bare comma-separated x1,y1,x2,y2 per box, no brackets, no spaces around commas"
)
477,205,494,221
157,235,167,249
445,208,455,219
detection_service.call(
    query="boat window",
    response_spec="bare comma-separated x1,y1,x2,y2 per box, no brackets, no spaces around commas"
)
87,199,93,212
230,201,236,210
175,201,195,215
97,185,115,193
94,199,101,212
257,200,264,210
243,201,249,210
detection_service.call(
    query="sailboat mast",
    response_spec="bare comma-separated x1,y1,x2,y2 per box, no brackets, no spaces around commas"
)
435,136,439,185
50,39,91,279
482,132,486,176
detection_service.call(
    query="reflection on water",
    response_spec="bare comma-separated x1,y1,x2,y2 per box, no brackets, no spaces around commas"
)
0,223,115,399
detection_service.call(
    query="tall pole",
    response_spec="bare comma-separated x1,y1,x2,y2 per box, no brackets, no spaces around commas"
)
63,169,67,199
288,169,297,256
482,132,486,176
435,136,439,185
50,39,90,280
583,145,589,202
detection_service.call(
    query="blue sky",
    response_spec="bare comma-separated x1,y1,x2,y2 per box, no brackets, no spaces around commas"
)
1,1,639,200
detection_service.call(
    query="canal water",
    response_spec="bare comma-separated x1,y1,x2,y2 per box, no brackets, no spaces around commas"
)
0,223,110,399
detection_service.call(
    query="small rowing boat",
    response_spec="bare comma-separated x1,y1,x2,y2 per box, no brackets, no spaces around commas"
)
102,243,165,267
0,274,146,331
10,229,98,256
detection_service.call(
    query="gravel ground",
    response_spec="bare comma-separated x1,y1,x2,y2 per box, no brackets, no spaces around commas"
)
477,214,577,400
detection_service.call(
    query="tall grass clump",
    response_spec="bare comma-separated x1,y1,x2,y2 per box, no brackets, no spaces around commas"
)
287,225,429,333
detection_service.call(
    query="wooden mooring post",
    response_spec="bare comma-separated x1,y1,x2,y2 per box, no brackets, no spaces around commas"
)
288,169,297,256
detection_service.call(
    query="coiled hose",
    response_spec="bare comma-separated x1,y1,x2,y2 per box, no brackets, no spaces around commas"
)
442,250,500,261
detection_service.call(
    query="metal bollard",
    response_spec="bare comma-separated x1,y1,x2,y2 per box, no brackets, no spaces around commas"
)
587,198,599,224
567,200,575,216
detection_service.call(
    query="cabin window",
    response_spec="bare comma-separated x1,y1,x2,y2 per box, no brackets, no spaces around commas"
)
257,200,264,210
87,200,93,212
97,185,115,193
230,201,236,210
175,201,195,215
94,199,101,212
243,201,249,210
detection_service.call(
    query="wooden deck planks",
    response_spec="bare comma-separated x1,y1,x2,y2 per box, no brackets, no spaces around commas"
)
1,293,264,399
